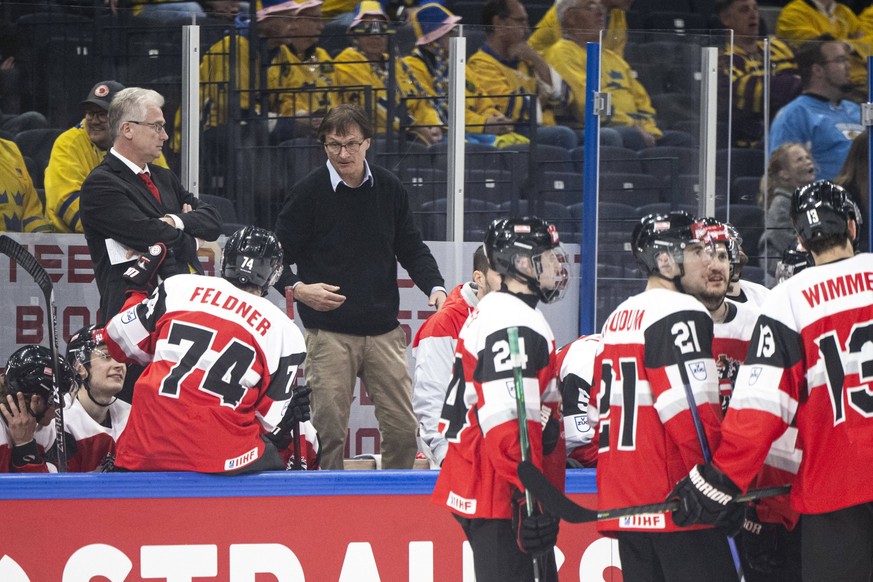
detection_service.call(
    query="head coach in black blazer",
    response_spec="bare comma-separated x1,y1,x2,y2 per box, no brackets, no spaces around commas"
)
80,87,223,321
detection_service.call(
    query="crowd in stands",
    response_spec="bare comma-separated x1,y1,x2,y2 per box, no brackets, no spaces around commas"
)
0,0,870,328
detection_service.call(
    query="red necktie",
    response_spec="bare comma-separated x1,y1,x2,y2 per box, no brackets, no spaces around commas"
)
138,172,161,203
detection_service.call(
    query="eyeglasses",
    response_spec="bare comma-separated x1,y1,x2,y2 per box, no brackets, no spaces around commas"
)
85,110,108,121
323,139,366,154
127,120,167,134
819,56,850,65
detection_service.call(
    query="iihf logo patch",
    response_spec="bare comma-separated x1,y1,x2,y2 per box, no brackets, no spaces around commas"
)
687,361,707,381
120,310,137,324
506,380,516,398
749,367,763,385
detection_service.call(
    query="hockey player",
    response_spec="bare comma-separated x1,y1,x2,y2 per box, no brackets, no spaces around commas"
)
412,245,501,467
61,324,130,472
556,334,600,468
670,181,873,581
689,218,802,581
590,211,739,580
104,226,310,474
433,216,568,581
774,245,813,285
0,345,75,472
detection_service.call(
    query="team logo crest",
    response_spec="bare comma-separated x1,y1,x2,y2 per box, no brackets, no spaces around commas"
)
120,309,137,324
575,416,589,432
687,361,707,381
748,367,763,385
94,84,111,97
505,380,516,398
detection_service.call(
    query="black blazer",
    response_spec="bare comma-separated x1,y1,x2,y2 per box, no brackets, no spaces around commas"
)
80,154,223,319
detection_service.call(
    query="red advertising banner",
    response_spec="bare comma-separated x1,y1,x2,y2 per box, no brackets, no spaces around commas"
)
0,471,624,581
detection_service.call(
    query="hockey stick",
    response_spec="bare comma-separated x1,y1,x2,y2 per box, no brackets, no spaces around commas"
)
517,460,790,523
0,235,67,472
673,343,743,580
283,286,304,470
508,326,543,582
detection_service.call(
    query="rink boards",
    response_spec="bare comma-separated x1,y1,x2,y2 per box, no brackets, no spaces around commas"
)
0,469,624,581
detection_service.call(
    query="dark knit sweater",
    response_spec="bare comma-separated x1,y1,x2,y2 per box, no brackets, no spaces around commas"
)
275,164,445,336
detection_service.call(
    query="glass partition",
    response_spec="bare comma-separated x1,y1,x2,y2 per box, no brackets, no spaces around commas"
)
4,1,871,333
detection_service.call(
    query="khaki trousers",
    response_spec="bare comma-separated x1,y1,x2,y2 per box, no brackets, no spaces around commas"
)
304,326,417,470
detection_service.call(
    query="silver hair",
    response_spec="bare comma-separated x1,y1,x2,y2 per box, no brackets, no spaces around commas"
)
108,87,165,142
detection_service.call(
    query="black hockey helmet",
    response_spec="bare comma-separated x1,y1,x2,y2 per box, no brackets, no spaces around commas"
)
791,180,857,245
66,324,106,367
775,247,814,284
484,216,569,303
5,345,75,402
632,211,704,278
222,226,284,297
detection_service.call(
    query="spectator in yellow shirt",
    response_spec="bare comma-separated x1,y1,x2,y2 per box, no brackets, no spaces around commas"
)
332,1,443,144
529,0,633,57
0,138,52,233
544,0,693,150
45,81,169,233
776,0,872,102
468,0,577,149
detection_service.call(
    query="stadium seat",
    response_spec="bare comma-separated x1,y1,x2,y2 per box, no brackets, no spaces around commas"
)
731,176,762,205
538,170,584,206
720,204,765,266
600,172,663,207
13,128,64,189
397,166,447,209
464,168,516,205
717,147,766,181
638,146,699,178
199,194,245,237
645,11,708,34
599,146,643,175
417,198,500,241
500,143,574,174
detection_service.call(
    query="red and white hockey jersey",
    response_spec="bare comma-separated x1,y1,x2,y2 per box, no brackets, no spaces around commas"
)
592,288,722,533
715,299,800,530
412,282,478,465
715,253,873,515
557,334,600,467
432,292,565,519
61,394,130,472
0,422,55,473
105,274,306,473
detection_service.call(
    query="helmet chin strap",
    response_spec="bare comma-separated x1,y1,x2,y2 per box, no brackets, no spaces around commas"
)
80,367,116,408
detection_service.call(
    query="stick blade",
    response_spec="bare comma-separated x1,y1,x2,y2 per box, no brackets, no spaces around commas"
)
517,460,598,523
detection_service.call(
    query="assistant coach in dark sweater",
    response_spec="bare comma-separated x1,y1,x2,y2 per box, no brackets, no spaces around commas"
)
275,104,447,470
80,87,222,321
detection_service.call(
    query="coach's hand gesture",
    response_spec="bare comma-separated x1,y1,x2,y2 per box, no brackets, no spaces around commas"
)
295,282,346,312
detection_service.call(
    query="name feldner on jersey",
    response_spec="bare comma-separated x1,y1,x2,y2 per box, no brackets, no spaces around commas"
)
105,274,306,473
592,288,723,533
432,292,565,519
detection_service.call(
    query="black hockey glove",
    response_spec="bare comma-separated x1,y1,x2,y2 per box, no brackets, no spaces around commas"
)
741,506,789,575
542,416,560,455
511,488,560,558
668,463,741,528
268,385,312,449
123,243,167,293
